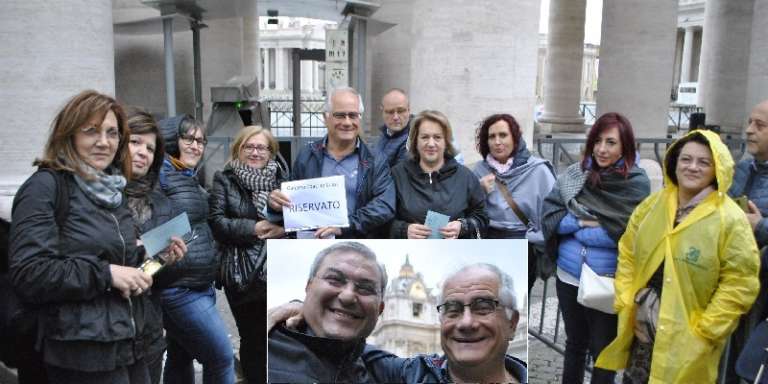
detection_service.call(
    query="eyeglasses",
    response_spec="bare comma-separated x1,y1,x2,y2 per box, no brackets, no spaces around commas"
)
80,126,121,142
437,298,501,319
242,144,271,154
332,112,361,120
180,134,207,147
383,108,408,116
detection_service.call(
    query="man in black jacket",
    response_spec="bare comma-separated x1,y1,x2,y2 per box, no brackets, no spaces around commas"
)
268,242,388,383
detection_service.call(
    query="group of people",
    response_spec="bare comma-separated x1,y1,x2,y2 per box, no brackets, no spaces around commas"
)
1,81,767,383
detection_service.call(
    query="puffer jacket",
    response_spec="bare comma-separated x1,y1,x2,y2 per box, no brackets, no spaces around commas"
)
9,169,145,371
389,156,488,238
363,347,528,383
555,212,619,278
291,137,395,238
374,121,410,169
596,130,760,383
208,165,286,301
268,324,381,383
155,158,218,288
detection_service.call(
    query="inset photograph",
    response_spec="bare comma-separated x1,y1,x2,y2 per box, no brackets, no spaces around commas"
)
266,239,527,383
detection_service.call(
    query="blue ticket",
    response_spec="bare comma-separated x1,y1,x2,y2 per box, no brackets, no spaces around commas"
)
425,210,450,239
140,212,192,257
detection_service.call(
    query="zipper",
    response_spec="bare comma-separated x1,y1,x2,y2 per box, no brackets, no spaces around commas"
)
109,212,136,337
428,172,433,184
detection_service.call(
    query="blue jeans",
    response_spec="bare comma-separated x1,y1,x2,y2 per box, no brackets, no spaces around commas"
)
160,286,234,384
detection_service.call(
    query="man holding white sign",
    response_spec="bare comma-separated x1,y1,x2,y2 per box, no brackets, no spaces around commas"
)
269,87,395,238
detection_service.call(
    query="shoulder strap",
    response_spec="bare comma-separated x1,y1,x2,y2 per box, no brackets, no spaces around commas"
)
494,178,530,227
37,169,70,227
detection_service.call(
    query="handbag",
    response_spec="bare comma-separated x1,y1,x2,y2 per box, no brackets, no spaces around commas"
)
737,319,768,383
577,263,616,314
219,244,266,293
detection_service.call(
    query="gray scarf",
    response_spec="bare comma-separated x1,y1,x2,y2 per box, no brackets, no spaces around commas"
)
73,163,126,209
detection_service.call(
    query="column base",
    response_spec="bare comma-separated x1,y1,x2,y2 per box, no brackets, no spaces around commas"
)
538,114,586,134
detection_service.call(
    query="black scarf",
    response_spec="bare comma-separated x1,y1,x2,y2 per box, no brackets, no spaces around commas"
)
230,159,280,219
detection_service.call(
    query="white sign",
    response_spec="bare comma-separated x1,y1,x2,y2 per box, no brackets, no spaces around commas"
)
282,175,349,232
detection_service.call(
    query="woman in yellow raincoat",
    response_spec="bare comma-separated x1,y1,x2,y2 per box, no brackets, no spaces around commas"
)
595,129,760,383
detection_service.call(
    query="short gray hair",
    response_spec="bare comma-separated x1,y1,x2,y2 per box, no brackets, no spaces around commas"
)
438,263,518,319
307,241,387,298
324,87,365,115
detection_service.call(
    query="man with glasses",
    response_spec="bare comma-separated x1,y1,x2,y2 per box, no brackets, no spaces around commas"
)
269,87,395,238
376,88,412,168
268,242,388,383
364,263,526,383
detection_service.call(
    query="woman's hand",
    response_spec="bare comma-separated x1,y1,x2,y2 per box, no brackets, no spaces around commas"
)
407,223,432,239
158,236,187,265
110,265,153,298
267,301,305,333
268,189,291,212
579,219,600,228
440,221,462,239
255,220,285,239
479,174,496,194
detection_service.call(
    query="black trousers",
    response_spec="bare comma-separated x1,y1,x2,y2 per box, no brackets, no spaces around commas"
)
225,284,266,384
556,278,618,384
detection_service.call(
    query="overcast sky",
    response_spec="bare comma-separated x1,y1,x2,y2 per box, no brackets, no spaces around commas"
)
267,239,528,309
539,0,604,45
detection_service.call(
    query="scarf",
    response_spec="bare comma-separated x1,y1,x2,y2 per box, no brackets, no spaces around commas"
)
73,163,126,209
485,139,534,174
230,159,280,219
125,174,156,227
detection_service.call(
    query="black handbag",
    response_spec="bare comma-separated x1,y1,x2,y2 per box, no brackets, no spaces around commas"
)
219,245,266,293
737,319,768,383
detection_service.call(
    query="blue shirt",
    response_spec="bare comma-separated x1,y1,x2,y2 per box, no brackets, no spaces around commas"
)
321,139,360,216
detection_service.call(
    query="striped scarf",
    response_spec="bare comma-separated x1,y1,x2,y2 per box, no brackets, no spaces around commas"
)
230,159,280,219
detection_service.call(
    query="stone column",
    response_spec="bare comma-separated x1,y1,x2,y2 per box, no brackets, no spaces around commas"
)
697,0,754,134
301,60,313,91
596,0,677,138
263,48,271,90
402,0,540,163
275,48,285,91
0,1,114,218
538,0,587,134
242,14,259,88
747,0,768,111
680,26,696,83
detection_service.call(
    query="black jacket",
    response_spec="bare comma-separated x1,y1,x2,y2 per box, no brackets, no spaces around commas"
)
9,170,145,371
268,324,381,383
208,167,286,302
291,137,395,238
389,157,488,238
139,188,176,360
156,158,218,288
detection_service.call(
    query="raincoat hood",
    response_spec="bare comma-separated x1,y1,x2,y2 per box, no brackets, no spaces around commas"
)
663,129,734,195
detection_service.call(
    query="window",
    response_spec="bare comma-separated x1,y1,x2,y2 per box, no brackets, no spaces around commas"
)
412,303,423,318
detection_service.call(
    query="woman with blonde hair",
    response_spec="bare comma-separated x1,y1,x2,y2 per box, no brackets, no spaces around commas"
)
9,90,172,383
389,110,487,239
209,125,287,382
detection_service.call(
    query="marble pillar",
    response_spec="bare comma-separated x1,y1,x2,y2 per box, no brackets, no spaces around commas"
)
697,0,754,134
538,0,587,134
597,0,677,138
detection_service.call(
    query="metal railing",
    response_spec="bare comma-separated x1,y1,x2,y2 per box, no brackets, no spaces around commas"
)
577,103,704,131
266,99,327,138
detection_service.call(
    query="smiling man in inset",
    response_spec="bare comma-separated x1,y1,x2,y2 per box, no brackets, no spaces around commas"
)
267,242,388,383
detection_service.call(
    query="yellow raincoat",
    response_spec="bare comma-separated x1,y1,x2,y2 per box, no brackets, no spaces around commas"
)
595,130,760,383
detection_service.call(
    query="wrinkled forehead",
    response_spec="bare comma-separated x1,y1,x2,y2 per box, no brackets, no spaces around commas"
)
331,91,361,112
752,101,768,120
316,251,381,283
442,268,500,301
